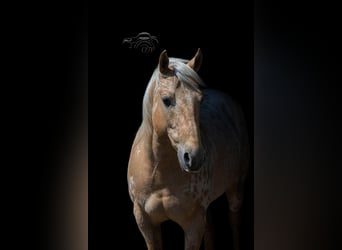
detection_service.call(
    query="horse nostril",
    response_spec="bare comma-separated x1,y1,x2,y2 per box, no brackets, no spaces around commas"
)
183,152,191,166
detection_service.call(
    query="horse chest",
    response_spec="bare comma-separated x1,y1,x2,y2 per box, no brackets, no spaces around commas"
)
139,173,210,221
143,189,202,223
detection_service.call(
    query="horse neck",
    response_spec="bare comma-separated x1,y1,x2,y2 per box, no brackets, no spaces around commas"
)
151,131,177,165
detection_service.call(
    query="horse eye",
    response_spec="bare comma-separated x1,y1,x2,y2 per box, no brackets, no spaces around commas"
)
162,96,172,107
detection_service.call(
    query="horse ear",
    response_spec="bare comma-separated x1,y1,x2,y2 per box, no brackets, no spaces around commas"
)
187,48,203,72
159,50,172,75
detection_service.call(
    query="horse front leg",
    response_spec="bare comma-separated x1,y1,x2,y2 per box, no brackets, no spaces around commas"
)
180,208,206,250
226,183,244,250
133,203,162,250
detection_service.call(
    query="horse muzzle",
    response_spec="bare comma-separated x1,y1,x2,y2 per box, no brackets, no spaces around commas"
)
177,146,205,173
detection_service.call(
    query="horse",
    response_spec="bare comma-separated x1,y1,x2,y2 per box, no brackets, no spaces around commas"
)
127,48,249,250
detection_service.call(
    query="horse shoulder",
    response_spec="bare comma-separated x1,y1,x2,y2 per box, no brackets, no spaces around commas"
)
127,126,154,201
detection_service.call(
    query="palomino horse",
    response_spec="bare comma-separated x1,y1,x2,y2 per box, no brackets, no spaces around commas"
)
127,49,249,250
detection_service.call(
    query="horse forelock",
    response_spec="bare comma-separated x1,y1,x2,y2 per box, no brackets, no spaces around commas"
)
169,58,206,92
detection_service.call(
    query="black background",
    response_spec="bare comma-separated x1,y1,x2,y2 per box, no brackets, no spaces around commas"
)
91,3,254,249
92,2,341,249
6,1,342,250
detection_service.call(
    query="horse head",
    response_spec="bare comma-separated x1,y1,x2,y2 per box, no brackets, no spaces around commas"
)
152,49,206,172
